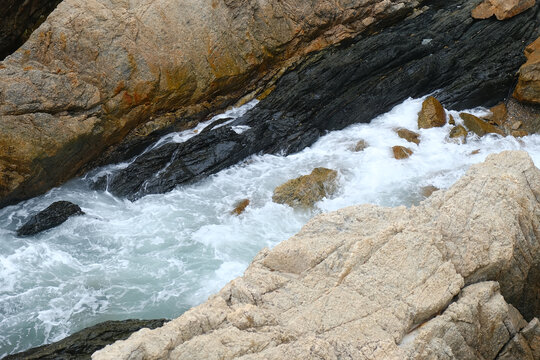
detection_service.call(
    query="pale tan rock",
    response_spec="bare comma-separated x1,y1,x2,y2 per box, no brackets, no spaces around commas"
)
472,0,535,20
93,151,540,360
0,0,423,206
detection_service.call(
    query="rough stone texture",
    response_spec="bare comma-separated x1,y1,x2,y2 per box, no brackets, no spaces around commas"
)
460,112,505,136
396,128,420,145
515,37,540,104
496,318,540,360
472,0,536,20
392,145,413,159
417,96,446,129
449,125,468,140
0,0,63,60
16,200,84,236
0,0,425,208
100,0,540,201
93,151,540,359
272,168,338,208
5,319,167,360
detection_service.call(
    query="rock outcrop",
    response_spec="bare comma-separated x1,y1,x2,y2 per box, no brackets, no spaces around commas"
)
272,168,338,208
0,0,425,207
16,200,84,236
472,0,536,20
514,37,540,104
93,151,540,359
100,0,540,200
0,0,63,60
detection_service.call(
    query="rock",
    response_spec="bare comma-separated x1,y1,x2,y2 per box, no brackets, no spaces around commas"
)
420,185,438,198
460,112,505,136
272,168,337,208
487,102,509,126
496,318,540,359
97,0,540,200
449,124,468,140
396,128,420,145
471,149,481,155
472,0,536,20
392,145,413,159
417,96,446,129
514,37,540,104
0,0,63,60
512,120,523,130
505,97,540,134
231,199,250,216
17,201,84,236
512,129,530,137
353,139,368,152
5,319,167,360
92,151,540,360
448,114,456,125
0,0,425,208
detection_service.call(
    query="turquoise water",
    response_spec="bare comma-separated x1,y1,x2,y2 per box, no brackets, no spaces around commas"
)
2,97,540,356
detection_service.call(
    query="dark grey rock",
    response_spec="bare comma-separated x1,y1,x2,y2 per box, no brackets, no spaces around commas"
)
0,0,63,60
17,201,84,236
95,0,540,200
3,319,168,360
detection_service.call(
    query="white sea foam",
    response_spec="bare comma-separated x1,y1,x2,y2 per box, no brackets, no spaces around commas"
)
1,97,540,356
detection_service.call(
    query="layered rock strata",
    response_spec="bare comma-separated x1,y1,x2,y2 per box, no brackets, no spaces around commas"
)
101,0,540,199
0,0,425,207
94,151,540,359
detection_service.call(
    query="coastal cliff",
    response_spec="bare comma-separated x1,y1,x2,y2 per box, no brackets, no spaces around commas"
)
93,150,540,359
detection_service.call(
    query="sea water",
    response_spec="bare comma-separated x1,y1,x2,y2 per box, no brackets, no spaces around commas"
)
1,97,540,356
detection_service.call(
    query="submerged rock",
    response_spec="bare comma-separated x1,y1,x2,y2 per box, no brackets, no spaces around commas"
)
417,96,446,129
449,124,468,140
272,168,337,208
231,199,250,216
101,0,540,200
420,185,438,198
5,319,167,360
460,112,505,136
17,201,84,236
472,0,536,20
93,151,540,360
396,128,420,145
392,145,413,159
353,139,368,152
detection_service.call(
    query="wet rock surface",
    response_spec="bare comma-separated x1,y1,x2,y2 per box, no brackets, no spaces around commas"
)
0,0,63,60
417,96,447,129
4,319,167,360
101,0,540,200
16,201,84,236
272,168,338,208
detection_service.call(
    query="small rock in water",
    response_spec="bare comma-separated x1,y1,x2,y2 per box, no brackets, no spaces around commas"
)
512,129,529,137
395,128,420,145
353,139,368,152
471,149,481,155
449,125,468,142
486,103,508,126
448,114,456,125
421,185,439,198
272,168,338,208
460,112,505,136
231,199,250,215
392,146,413,159
418,96,446,129
17,201,85,236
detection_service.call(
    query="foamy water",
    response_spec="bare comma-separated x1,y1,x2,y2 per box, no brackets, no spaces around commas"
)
1,97,540,356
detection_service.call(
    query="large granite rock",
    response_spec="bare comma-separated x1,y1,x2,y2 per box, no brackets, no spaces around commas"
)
0,0,63,60
101,0,540,200
0,0,424,207
93,151,540,359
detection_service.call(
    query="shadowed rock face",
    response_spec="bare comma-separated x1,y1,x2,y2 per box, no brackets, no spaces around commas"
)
4,319,167,360
0,0,63,60
93,151,540,359
0,0,425,208
101,0,540,200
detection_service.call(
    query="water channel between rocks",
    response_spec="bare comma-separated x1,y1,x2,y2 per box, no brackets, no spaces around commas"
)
2,97,540,357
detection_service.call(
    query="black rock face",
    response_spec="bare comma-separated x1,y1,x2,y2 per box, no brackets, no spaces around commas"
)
0,0,63,60
97,0,540,200
17,201,84,236
3,319,168,360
